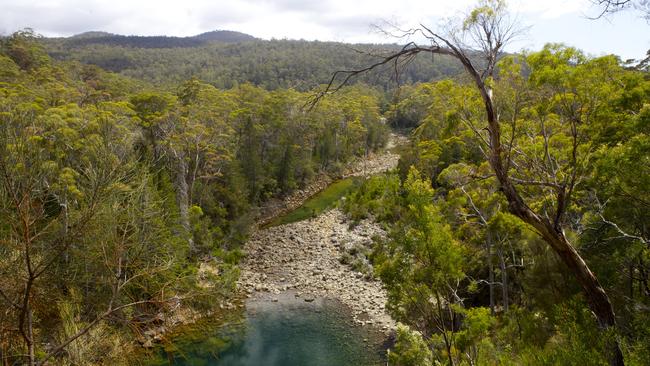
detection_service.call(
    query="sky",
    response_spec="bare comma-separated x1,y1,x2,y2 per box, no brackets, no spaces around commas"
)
0,0,648,60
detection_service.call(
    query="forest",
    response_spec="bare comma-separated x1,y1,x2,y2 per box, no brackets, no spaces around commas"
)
344,47,650,364
42,35,463,90
0,29,389,365
1,0,649,365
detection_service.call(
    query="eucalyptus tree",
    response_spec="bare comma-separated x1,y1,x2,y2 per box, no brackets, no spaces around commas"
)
318,0,625,363
375,168,468,366
0,97,187,365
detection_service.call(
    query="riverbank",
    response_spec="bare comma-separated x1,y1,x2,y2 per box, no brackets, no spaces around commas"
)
256,133,404,227
139,133,404,355
239,209,395,332
238,134,405,336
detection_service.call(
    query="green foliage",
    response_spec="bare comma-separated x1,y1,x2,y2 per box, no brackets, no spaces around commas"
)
454,307,496,364
44,37,463,90
343,42,650,364
130,91,176,125
389,324,435,366
2,19,648,365
0,32,392,364
1,29,51,71
268,177,361,227
341,173,401,222
463,0,506,30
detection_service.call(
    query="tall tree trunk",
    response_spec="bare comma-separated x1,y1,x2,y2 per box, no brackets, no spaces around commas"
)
320,22,626,365
442,49,626,362
629,263,634,300
435,292,455,366
487,233,495,315
475,81,624,365
27,306,34,366
498,248,509,312
426,45,626,360
174,156,193,254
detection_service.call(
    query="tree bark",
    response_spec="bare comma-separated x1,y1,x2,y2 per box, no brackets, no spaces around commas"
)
498,248,509,312
487,233,495,315
319,22,625,365
472,73,624,366
435,292,455,366
432,40,625,363
27,305,34,366
174,156,194,254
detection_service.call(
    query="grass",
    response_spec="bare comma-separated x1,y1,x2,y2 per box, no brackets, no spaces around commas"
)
267,177,361,227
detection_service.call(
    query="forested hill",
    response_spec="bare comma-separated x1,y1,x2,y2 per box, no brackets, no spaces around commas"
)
43,33,463,90
61,30,257,47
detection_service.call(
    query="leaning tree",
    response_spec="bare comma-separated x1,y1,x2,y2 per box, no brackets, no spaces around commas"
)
315,0,625,364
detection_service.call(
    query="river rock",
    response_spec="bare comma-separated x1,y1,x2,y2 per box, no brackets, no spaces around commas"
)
236,135,403,335
237,209,395,333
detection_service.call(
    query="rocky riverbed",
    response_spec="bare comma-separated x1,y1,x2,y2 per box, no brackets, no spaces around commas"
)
238,209,395,333
256,133,404,227
140,133,404,348
240,133,406,335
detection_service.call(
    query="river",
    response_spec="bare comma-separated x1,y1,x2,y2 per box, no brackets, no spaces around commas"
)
143,134,405,365
150,294,386,365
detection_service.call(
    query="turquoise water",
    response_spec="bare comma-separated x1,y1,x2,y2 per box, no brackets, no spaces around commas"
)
150,296,386,366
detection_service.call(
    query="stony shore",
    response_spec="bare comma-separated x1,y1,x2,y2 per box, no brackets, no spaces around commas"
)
141,133,404,347
238,209,395,332
256,133,404,227
239,133,406,335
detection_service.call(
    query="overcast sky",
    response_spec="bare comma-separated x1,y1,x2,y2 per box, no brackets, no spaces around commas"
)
1,0,648,59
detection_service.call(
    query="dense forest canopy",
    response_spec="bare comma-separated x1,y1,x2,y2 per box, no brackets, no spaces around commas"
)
337,1,650,363
41,33,464,90
0,30,389,365
57,30,257,47
1,0,649,364
346,47,650,364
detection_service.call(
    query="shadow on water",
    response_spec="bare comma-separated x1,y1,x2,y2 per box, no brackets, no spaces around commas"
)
144,295,386,366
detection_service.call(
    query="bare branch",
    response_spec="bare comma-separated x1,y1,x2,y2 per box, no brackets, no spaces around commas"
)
36,299,164,366
307,42,455,109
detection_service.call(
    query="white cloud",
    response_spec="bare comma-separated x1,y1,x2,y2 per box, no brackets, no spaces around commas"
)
0,0,646,59
510,0,591,18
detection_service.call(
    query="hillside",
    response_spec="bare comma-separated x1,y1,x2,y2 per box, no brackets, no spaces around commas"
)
2,0,650,363
51,29,257,48
43,33,463,90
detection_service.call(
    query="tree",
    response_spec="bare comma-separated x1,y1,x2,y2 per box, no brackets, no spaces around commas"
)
590,0,650,22
440,162,520,315
168,81,234,256
0,99,185,365
318,1,624,364
375,168,468,366
0,29,50,71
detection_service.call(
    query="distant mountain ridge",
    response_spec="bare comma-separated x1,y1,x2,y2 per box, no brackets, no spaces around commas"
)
192,30,257,42
69,31,114,39
58,30,257,48
43,30,464,90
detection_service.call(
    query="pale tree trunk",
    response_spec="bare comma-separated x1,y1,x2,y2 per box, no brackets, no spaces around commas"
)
487,233,495,315
320,18,625,365
476,80,624,366
498,248,509,312
174,156,194,254
449,43,623,363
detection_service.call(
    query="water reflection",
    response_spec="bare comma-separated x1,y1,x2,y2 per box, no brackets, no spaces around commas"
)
153,295,385,366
